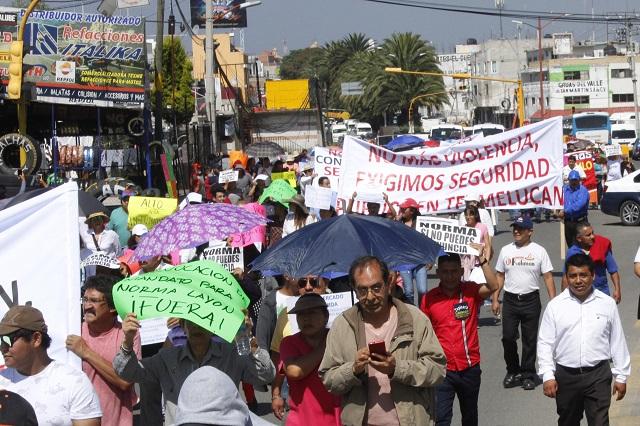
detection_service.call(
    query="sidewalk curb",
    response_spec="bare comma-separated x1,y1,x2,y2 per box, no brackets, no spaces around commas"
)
610,320,640,424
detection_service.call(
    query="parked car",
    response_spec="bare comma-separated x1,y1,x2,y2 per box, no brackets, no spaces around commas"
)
631,138,640,160
600,169,640,226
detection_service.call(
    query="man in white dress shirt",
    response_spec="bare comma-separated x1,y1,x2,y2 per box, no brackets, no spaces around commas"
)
537,253,630,426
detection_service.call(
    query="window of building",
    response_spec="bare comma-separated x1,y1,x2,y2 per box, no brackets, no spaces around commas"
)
612,93,634,102
564,95,589,104
611,69,632,79
563,70,588,80
473,85,478,96
531,97,536,105
485,83,489,96
491,61,497,74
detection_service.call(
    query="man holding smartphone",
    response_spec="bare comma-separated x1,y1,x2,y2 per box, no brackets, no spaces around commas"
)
320,256,446,426
421,248,499,426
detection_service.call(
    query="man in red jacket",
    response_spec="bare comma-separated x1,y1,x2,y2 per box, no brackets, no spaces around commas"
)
421,247,499,426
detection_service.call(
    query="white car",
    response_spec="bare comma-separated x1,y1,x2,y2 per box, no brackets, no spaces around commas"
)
600,169,640,226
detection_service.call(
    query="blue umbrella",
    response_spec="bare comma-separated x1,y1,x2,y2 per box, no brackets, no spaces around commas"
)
250,214,443,278
384,135,425,151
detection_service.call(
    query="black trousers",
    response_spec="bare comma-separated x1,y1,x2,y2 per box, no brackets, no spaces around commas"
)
501,291,541,379
436,365,482,426
556,362,612,426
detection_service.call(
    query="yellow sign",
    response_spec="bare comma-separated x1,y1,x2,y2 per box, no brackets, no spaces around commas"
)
265,79,310,110
128,196,178,230
271,171,297,188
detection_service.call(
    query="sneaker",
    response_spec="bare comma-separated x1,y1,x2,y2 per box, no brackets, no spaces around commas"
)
522,378,536,390
503,373,523,388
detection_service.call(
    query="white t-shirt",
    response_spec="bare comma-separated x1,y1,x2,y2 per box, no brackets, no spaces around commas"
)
8,361,102,426
496,242,553,294
282,214,317,237
562,164,586,183
607,160,622,181
635,245,640,263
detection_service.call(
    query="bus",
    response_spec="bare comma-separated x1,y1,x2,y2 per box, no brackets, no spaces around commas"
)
571,112,611,144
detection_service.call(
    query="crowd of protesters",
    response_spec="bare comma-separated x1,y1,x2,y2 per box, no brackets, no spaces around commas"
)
0,148,638,426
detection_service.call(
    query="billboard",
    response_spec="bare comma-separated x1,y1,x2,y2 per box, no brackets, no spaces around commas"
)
0,9,145,109
191,0,248,29
265,79,310,110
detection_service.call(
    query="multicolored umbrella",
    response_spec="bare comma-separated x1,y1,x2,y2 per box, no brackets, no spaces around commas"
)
245,141,286,158
134,203,269,260
258,179,297,207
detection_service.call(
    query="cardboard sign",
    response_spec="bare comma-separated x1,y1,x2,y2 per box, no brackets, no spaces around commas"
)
128,196,178,230
356,192,385,204
304,186,334,210
218,169,239,183
139,318,169,346
112,260,250,343
416,217,481,255
604,144,622,157
80,252,120,269
272,171,297,188
313,146,342,189
201,245,244,272
287,291,355,334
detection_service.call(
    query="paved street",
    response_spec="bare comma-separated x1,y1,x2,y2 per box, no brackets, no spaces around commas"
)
254,208,640,425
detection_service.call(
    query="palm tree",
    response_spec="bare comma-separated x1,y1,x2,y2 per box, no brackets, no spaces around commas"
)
365,33,448,128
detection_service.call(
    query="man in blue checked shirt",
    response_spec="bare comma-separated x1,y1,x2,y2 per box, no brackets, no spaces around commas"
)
559,170,589,246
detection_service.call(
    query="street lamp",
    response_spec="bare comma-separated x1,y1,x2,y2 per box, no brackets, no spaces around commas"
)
205,0,261,153
407,90,450,133
512,14,571,119
385,67,525,127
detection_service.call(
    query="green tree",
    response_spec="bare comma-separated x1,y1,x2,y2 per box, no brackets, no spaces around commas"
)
279,47,327,81
156,37,194,124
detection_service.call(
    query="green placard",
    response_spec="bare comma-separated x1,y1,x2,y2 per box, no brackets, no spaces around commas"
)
258,179,297,207
112,260,249,343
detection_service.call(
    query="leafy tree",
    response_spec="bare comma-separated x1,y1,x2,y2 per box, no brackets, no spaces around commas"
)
279,47,327,81
156,37,194,124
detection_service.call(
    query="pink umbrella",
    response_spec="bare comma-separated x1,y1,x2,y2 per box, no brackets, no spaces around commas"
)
134,203,268,260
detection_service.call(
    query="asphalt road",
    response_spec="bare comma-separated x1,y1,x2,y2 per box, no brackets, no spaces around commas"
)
254,208,640,425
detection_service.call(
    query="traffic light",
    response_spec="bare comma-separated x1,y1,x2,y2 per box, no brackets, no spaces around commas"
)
8,41,24,100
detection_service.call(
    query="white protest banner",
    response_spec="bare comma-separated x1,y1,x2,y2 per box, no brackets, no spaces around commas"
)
201,244,244,272
287,291,355,334
314,146,342,188
304,186,334,210
0,183,81,371
416,217,481,255
218,169,239,183
356,191,384,204
338,117,563,213
80,252,121,269
604,144,622,158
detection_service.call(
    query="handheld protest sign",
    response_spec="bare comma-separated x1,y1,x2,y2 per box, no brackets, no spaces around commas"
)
80,252,121,269
271,171,297,188
128,196,178,230
218,169,239,183
112,260,250,343
201,243,244,272
258,179,297,207
416,216,481,255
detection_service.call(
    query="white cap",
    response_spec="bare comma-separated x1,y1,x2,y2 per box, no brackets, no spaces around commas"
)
131,224,148,236
465,193,479,203
179,192,203,210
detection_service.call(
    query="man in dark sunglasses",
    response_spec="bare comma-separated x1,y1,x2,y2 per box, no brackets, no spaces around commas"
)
0,305,102,425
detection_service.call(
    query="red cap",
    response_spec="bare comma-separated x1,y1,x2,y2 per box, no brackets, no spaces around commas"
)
399,198,420,209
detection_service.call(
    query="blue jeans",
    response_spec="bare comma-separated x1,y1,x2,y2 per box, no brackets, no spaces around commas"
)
436,365,482,426
399,265,427,305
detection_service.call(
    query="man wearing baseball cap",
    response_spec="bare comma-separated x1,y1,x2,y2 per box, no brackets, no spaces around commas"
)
109,190,136,247
0,305,102,425
491,217,556,391
559,169,590,246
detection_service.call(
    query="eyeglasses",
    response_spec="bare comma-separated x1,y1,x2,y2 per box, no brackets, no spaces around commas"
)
297,277,320,288
81,297,107,305
0,330,30,348
355,283,386,298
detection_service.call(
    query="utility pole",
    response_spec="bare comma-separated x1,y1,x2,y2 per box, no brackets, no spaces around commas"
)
154,0,164,141
205,0,217,157
538,16,545,119
312,77,326,146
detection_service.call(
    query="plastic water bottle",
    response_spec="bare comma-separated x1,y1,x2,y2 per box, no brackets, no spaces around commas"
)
235,325,251,356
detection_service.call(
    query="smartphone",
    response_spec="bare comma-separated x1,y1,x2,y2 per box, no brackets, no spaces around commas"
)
368,340,386,356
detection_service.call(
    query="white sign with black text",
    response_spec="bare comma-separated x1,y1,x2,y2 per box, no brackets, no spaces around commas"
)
416,216,481,255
